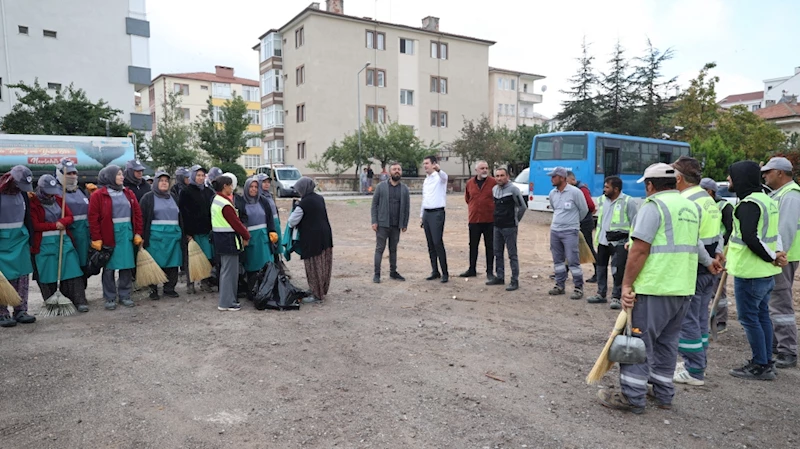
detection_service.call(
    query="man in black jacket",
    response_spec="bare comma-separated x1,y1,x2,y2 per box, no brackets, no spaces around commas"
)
486,167,526,291
371,162,410,283
123,159,151,202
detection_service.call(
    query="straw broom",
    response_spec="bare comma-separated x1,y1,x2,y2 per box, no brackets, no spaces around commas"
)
42,181,77,317
135,248,168,288
586,310,629,384
187,239,212,282
578,231,596,264
0,270,22,308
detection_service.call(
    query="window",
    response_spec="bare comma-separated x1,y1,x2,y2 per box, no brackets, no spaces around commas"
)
497,78,503,90
180,108,191,121
400,38,414,55
212,83,231,99
430,76,448,94
173,83,189,95
265,139,285,163
510,79,516,91
262,105,284,129
430,41,447,59
297,142,307,159
261,69,283,95
0,77,2,100
47,82,61,90
212,106,222,122
366,68,386,87
400,89,414,105
43,30,57,38
296,104,306,122
366,105,386,123
246,109,260,125
18,26,28,35
243,154,262,169
296,65,305,85
523,83,528,93
260,32,282,61
430,110,448,128
366,30,386,50
242,86,259,102
200,85,208,91
509,104,515,116
497,104,502,116
533,135,588,160
620,140,641,174
295,27,304,48
246,137,262,148
751,104,761,112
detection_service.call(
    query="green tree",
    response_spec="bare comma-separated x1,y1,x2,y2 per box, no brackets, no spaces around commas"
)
509,124,549,170
715,105,786,161
217,161,248,187
450,115,514,170
195,95,260,164
671,62,719,142
144,91,198,174
692,132,743,181
555,37,600,131
632,39,676,138
598,41,636,135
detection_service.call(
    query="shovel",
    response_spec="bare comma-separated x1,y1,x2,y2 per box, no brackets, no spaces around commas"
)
608,307,646,365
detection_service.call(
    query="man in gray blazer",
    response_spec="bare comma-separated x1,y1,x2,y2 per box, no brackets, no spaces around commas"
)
371,162,411,283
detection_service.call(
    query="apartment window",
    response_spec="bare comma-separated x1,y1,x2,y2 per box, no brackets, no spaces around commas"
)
18,26,28,35
180,108,191,121
497,78,503,90
510,104,516,116
296,65,305,85
47,82,61,90
212,106,222,122
510,79,516,91
174,83,189,95
296,104,306,122
400,38,414,55
243,154,262,169
265,139,285,163
430,41,448,59
295,27,304,48
262,105,284,129
497,104,502,115
523,83,528,93
366,30,386,50
212,83,232,99
430,76,448,94
246,137,262,148
260,32,282,61
200,85,208,91
431,110,448,128
751,104,761,112
262,69,283,95
297,142,307,160
246,109,260,125
400,89,414,106
43,30,57,38
366,68,386,87
366,105,386,123
242,86,260,102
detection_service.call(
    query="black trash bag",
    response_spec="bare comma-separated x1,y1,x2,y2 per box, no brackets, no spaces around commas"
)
252,262,280,310
252,262,307,311
275,273,304,310
85,245,114,276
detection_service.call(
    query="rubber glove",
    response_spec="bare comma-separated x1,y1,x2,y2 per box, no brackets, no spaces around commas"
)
133,234,143,246
269,232,278,244
91,240,103,251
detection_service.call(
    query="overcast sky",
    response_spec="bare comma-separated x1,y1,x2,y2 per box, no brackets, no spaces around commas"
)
147,0,797,118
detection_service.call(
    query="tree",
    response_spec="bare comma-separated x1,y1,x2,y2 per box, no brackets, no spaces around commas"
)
597,41,636,135
509,124,549,171
632,39,676,138
144,91,198,174
555,37,600,131
692,132,743,181
450,115,514,170
671,63,719,142
195,95,260,165
714,105,786,161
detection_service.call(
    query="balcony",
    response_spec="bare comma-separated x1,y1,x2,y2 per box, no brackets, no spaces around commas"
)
518,91,543,104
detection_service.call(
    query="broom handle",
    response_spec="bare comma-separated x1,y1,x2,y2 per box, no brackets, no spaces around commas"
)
56,179,67,285
708,245,729,341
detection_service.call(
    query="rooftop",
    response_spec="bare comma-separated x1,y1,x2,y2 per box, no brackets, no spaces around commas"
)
755,102,800,120
153,68,259,88
718,91,763,104
489,67,546,80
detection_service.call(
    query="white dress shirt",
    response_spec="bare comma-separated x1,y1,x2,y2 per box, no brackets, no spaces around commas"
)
420,170,448,217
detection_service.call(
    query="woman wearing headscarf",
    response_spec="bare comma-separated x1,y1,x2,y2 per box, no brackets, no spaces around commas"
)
88,165,144,310
0,166,36,327
29,175,88,312
122,159,151,203
287,177,334,301
206,167,223,188
140,171,182,300
210,176,250,311
171,167,189,199
236,177,279,299
179,165,215,293
55,158,91,277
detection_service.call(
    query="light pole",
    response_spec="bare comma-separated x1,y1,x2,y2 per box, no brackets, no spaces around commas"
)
357,61,371,170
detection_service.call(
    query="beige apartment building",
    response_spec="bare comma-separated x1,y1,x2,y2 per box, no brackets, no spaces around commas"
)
488,67,546,130
254,0,495,175
139,66,264,173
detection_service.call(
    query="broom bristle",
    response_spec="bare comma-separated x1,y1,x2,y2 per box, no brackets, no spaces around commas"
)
0,270,22,308
56,301,77,316
578,232,596,264
586,311,629,384
187,240,212,282
135,249,168,288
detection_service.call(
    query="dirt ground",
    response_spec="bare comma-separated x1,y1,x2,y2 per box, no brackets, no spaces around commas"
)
1,194,799,449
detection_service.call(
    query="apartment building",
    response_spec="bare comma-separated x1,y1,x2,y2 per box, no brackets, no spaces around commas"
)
253,0,495,175
488,67,546,130
140,66,263,174
0,0,152,131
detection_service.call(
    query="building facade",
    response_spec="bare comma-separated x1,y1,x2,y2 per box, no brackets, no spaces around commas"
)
718,91,764,112
488,67,546,130
254,1,495,175
141,66,263,174
755,101,800,136
0,0,152,131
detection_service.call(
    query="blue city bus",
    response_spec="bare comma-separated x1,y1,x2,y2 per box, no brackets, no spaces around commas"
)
526,131,691,211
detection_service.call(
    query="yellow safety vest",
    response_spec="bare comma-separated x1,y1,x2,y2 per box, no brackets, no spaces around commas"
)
682,185,722,247
728,192,781,278
772,182,800,262
632,191,700,296
210,195,242,251
594,193,632,241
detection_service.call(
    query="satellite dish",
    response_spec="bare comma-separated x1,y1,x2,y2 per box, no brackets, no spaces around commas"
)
541,85,548,93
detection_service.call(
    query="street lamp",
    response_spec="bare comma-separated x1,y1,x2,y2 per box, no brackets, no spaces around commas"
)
357,61,371,169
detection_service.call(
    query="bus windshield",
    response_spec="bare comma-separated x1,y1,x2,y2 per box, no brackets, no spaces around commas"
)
533,135,587,160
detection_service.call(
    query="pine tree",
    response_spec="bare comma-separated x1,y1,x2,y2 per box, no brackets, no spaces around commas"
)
633,39,676,138
598,41,635,135
555,37,600,131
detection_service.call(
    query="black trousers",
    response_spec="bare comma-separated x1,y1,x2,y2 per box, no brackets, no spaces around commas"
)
375,226,401,276
580,218,597,275
422,209,448,275
596,243,627,299
149,267,179,294
468,222,494,274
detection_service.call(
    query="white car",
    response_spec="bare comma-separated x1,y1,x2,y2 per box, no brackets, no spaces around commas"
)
512,168,529,204
715,181,738,206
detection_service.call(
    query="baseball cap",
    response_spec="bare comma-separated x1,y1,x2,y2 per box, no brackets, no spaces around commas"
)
761,157,793,173
154,170,170,179
37,175,62,195
699,178,718,193
127,159,146,171
637,163,678,183
57,158,78,174
10,165,33,192
547,167,568,178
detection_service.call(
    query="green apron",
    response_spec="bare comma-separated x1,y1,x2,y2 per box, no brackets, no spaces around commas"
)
35,230,84,284
0,225,33,280
243,224,270,272
69,217,90,267
149,221,183,268
194,232,214,260
107,219,135,270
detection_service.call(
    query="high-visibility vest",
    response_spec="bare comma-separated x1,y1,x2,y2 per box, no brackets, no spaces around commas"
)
682,185,722,247
772,182,800,262
632,191,700,296
210,194,242,251
594,193,632,241
727,192,781,279
716,200,732,235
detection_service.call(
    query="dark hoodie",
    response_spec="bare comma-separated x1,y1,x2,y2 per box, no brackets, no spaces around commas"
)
729,161,775,264
123,164,151,202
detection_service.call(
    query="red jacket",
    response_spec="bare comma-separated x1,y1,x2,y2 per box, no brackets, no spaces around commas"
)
464,176,497,223
88,187,143,248
29,195,74,255
577,184,596,213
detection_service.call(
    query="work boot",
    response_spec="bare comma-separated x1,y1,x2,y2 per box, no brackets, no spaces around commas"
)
187,283,196,294
389,272,406,281
149,287,160,300
373,275,381,284
120,298,135,308
459,270,477,278
646,384,672,410
729,361,776,380
425,272,441,281
486,277,505,286
597,389,644,414
610,298,622,310
775,354,797,369
587,295,607,304
163,290,180,298
0,315,17,328
548,286,565,295
77,304,89,313
717,322,728,334
586,275,597,283
104,299,117,310
14,311,35,324
440,274,449,283
505,280,519,291
570,289,584,300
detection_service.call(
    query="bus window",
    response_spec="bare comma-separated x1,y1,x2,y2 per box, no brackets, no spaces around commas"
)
620,140,641,174
641,143,659,168
533,135,587,160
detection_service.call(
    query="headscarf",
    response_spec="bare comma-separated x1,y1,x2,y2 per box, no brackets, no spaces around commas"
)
206,167,223,186
175,167,189,185
124,160,145,186
153,171,171,199
223,172,238,191
55,158,79,192
294,176,315,198
98,165,123,191
0,165,33,195
189,165,206,190
35,175,60,205
244,177,261,204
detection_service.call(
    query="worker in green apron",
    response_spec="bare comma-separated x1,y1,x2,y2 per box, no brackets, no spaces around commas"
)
236,177,278,300
56,158,91,277
140,171,183,300
259,174,282,249
0,166,36,327
88,165,144,310
179,165,215,294
30,175,88,312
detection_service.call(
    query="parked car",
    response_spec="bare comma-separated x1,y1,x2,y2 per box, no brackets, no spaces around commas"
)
254,164,303,198
716,181,738,206
512,168,529,205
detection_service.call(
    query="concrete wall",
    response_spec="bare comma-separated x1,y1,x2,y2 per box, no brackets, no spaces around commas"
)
764,73,800,106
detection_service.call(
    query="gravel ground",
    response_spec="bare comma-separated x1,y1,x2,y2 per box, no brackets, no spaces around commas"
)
1,195,798,448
